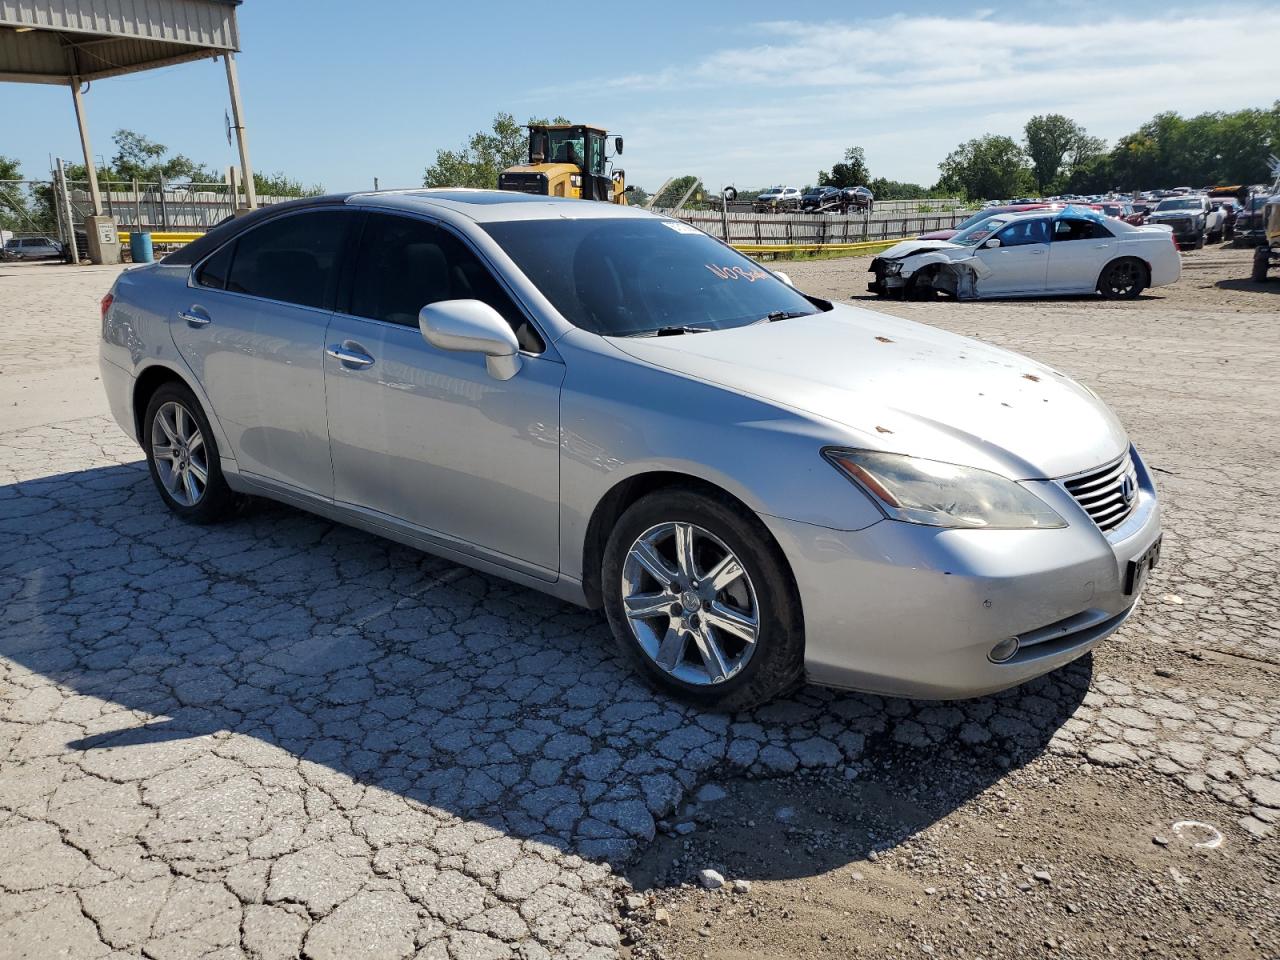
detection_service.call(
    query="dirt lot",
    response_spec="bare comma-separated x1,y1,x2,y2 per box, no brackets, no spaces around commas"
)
0,245,1277,960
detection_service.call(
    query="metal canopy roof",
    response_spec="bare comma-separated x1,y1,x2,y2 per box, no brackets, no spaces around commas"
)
0,0,240,84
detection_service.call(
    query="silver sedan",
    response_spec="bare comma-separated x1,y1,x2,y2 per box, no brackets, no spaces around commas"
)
99,189,1162,709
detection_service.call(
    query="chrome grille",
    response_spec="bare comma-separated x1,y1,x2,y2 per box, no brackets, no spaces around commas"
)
1063,452,1139,532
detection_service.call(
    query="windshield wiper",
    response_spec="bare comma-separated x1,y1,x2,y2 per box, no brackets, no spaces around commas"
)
647,325,711,337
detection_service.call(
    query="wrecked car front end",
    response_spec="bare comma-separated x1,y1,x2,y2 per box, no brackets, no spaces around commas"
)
868,242,988,299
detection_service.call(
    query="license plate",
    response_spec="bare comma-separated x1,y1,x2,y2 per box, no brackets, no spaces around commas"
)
1125,535,1162,596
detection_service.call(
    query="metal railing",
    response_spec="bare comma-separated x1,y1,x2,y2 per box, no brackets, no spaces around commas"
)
652,207,974,246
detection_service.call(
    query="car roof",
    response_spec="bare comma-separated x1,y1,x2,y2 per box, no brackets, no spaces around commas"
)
349,188,657,224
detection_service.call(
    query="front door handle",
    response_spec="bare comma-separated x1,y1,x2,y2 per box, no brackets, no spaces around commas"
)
326,342,375,368
1093,243,1111,249
179,306,210,327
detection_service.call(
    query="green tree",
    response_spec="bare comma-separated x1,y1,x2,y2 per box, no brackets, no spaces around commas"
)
867,177,937,200
0,155,35,231
1023,114,1104,193
253,171,324,198
110,129,216,183
818,146,871,188
936,135,1033,200
424,112,571,189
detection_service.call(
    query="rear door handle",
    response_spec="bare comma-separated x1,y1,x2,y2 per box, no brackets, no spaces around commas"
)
179,305,211,327
326,342,375,368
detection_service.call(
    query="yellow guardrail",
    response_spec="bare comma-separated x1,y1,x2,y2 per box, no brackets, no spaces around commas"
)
117,231,203,245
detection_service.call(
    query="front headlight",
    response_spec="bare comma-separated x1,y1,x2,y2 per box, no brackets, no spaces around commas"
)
884,261,904,276
823,449,1066,529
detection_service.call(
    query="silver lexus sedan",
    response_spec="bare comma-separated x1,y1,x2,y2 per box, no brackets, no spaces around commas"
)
99,189,1162,709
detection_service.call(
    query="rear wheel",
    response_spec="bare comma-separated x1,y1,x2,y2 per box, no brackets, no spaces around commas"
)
1194,232,1205,250
602,489,804,709
1097,258,1147,299
143,382,236,524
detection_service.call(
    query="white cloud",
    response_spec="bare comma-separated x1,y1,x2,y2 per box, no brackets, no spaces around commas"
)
532,6,1280,190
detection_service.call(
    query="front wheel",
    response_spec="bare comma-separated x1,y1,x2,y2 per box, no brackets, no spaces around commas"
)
602,489,804,710
1253,249,1271,283
1097,258,1147,299
143,382,237,524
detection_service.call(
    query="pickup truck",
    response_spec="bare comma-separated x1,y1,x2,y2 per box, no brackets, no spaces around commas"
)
1144,195,1224,248
1250,195,1280,282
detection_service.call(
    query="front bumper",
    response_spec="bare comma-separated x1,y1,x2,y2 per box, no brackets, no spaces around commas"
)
764,448,1162,699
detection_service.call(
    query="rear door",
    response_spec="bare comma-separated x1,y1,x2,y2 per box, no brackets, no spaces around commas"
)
171,208,358,497
973,217,1050,294
1046,217,1115,292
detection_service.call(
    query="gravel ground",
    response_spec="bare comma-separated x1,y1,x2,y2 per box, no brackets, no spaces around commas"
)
0,245,1276,959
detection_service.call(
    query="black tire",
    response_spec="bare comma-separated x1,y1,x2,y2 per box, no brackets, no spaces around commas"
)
1097,257,1147,300
1253,249,1271,283
1194,232,1205,250
602,488,805,710
142,382,236,524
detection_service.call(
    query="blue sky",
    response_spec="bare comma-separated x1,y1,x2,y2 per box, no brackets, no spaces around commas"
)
3,0,1276,193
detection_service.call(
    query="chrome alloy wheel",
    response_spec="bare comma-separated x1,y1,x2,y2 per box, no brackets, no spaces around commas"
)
620,521,760,685
151,401,208,506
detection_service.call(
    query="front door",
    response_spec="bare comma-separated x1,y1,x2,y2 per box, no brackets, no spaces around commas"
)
171,208,357,496
324,212,564,576
973,217,1050,295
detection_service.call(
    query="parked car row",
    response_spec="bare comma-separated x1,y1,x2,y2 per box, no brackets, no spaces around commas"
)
753,185,873,214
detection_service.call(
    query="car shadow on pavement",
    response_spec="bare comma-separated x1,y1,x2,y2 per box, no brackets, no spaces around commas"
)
1,461,1088,875
1216,278,1278,294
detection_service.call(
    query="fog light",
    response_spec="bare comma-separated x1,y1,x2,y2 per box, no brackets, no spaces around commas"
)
988,637,1020,664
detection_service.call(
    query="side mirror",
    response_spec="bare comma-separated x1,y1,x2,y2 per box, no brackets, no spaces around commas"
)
624,184,635,192
615,136,623,154
983,237,1001,248
419,299,522,380
774,271,795,287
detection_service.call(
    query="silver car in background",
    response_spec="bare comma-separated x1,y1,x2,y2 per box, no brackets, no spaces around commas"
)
99,190,1162,709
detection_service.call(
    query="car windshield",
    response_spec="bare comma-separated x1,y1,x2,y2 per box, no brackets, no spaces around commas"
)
951,216,1012,246
953,210,1005,231
483,218,822,337
1155,198,1199,210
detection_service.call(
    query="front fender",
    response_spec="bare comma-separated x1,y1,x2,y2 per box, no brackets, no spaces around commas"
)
556,332,885,583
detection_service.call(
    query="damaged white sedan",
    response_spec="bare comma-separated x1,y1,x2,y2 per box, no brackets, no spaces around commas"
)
868,206,1181,300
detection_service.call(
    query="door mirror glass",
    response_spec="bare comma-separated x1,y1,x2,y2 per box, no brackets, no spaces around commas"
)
419,299,522,380
983,237,1001,248
774,271,795,287
614,136,623,154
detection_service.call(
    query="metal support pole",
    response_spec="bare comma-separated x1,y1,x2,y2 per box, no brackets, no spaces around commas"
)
223,53,257,209
159,175,169,230
55,158,78,261
69,78,103,216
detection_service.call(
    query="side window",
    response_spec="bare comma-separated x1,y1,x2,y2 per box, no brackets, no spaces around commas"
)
1053,218,1111,242
995,219,1050,247
225,211,352,309
350,214,544,352
195,242,234,290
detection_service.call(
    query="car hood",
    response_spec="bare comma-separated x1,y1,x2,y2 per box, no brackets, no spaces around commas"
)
1147,209,1198,218
877,238,963,260
608,305,1127,479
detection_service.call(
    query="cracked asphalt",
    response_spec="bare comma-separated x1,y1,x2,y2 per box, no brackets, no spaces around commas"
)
1,248,1277,959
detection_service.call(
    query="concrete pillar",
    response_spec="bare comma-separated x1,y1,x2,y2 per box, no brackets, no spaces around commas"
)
223,53,257,209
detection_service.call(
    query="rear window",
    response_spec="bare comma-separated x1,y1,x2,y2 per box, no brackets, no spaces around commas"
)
225,211,354,310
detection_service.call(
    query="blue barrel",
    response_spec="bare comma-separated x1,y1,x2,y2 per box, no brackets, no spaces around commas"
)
129,231,154,263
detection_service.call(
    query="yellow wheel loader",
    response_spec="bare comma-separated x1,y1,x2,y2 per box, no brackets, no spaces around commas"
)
498,123,629,203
